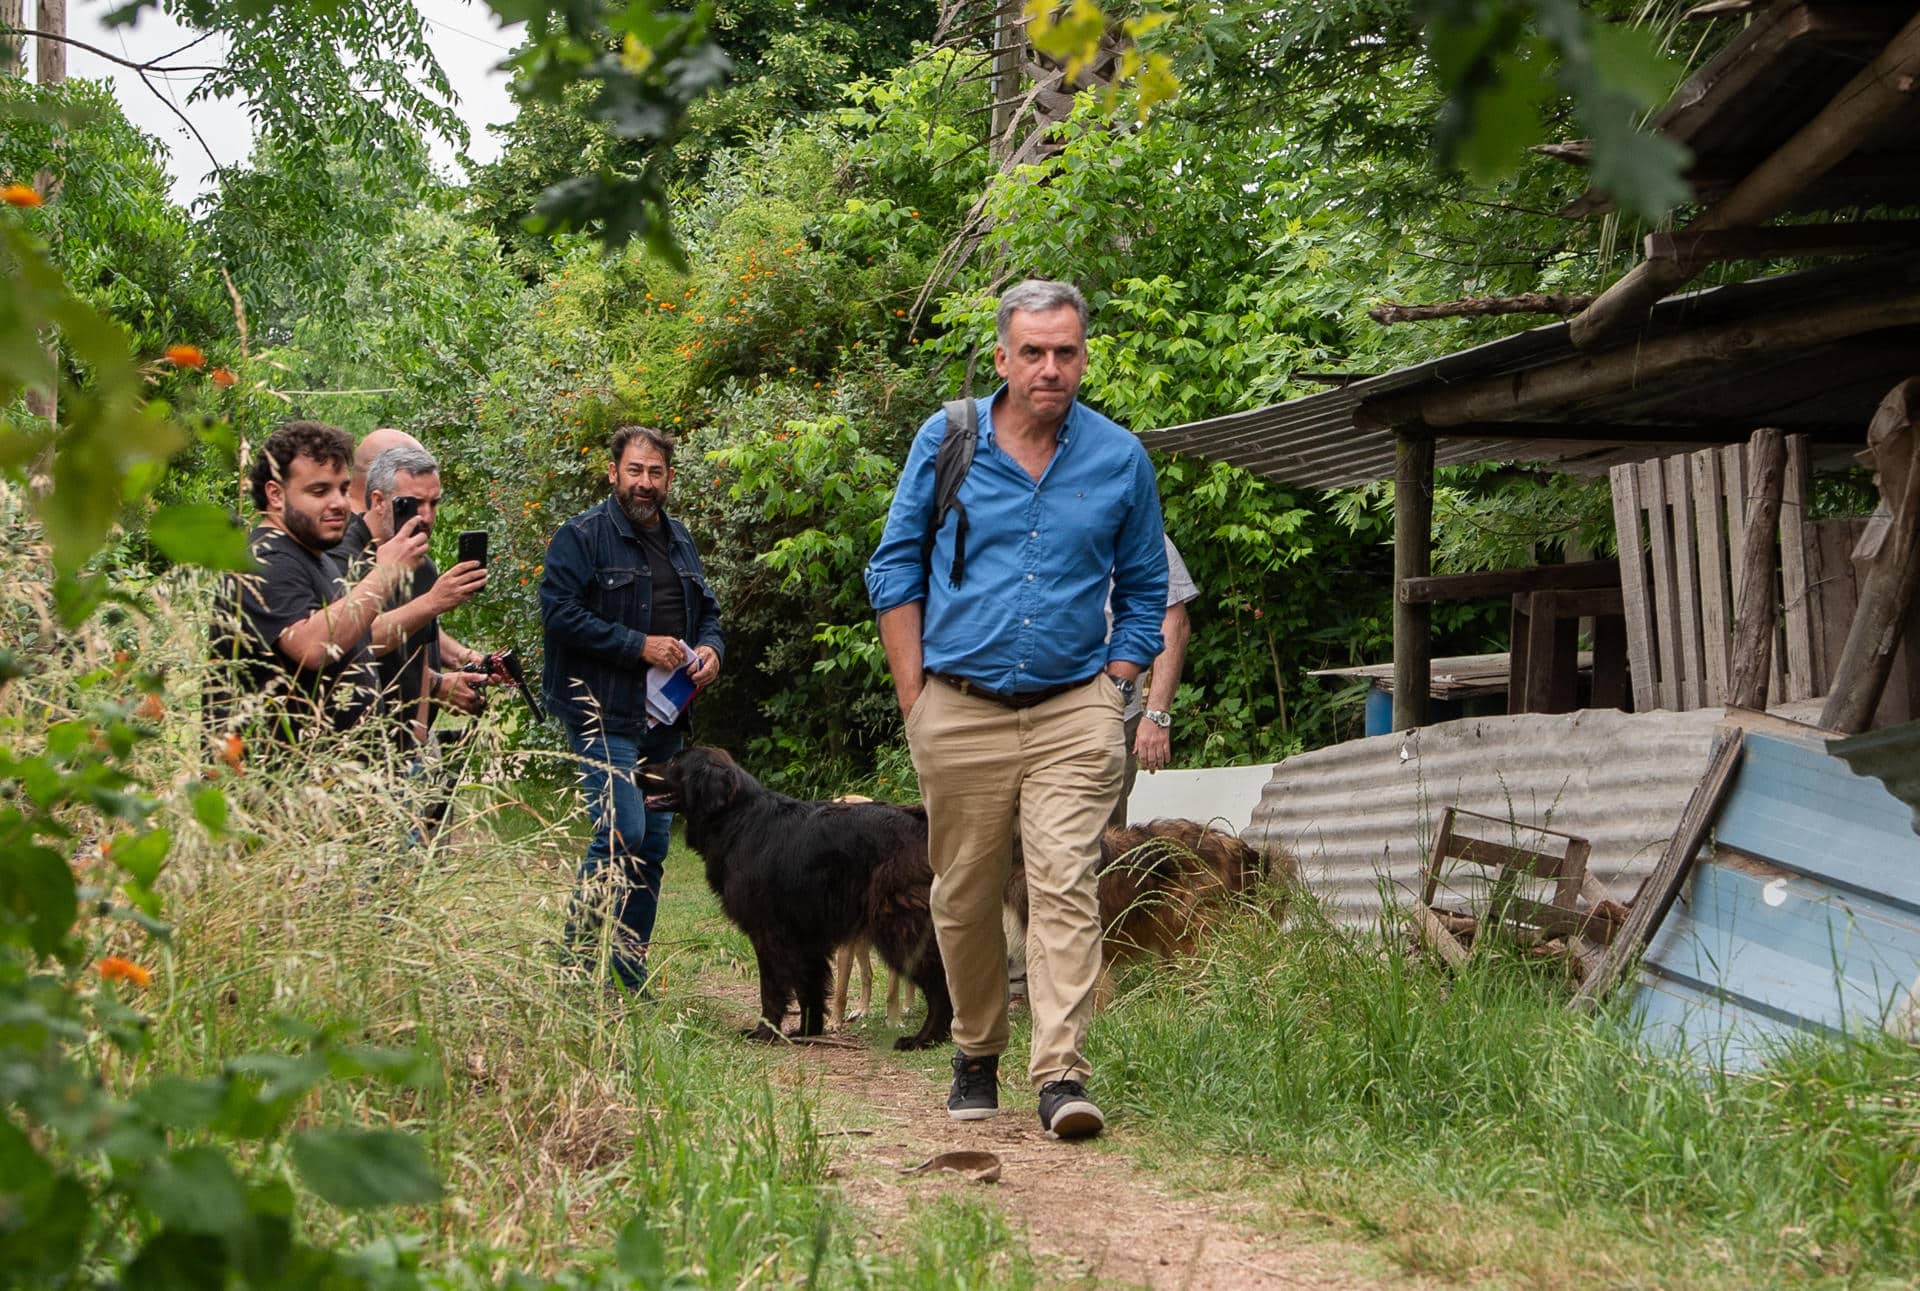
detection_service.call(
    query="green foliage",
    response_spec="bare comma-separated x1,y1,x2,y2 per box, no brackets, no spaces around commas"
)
0,79,226,356
0,523,448,1287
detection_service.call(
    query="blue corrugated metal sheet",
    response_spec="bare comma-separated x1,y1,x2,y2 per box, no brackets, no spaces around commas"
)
1632,731,1920,1069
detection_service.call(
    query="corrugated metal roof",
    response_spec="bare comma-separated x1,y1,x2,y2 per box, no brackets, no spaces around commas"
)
1827,718,1920,836
1245,707,1728,930
1141,258,1920,490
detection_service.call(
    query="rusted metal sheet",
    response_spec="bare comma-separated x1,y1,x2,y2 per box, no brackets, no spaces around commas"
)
1245,708,1727,929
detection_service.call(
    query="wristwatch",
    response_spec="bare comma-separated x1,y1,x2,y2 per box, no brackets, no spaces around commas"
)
1105,673,1136,705
1142,708,1172,728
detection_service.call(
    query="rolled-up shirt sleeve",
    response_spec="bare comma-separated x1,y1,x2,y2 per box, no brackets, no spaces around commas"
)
1105,446,1168,668
864,413,943,614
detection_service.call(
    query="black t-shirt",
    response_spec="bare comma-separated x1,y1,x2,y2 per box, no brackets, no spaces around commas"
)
332,514,441,747
636,519,686,643
206,525,378,741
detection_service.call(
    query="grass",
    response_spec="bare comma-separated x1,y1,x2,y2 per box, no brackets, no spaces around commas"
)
1088,891,1920,1287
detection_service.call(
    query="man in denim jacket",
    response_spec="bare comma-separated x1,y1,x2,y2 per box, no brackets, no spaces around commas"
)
541,425,724,992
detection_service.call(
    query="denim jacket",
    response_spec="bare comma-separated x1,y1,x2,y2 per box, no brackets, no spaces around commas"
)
539,497,725,734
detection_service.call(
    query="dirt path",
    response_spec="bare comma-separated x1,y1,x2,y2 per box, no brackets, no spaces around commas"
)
705,981,1422,1291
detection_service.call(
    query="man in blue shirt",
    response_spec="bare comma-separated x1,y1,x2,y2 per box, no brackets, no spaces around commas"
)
865,280,1167,1139
541,425,725,994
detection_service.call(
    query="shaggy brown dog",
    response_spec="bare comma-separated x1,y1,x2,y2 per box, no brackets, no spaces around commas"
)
1006,819,1285,1003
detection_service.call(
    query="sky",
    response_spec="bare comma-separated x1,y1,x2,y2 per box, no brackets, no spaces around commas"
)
40,0,522,205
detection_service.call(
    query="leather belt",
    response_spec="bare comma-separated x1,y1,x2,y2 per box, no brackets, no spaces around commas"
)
926,670,1098,710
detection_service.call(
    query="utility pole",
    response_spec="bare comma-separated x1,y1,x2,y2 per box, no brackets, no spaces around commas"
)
24,0,65,432
1,0,25,76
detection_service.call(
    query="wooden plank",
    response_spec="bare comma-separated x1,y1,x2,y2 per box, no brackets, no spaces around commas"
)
1642,458,1682,710
1507,594,1533,716
1722,442,1749,597
1730,430,1787,712
1781,434,1816,701
1419,806,1457,908
1414,906,1471,969
1667,452,1706,709
1809,518,1865,693
1691,448,1733,704
1610,464,1658,712
1644,220,1920,265
1525,595,1580,713
1397,559,1621,605
1449,834,1586,879
1591,614,1630,709
1558,836,1593,912
1530,587,1625,617
1572,729,1748,1010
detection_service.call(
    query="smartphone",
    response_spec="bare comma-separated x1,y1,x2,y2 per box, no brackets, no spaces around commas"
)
457,530,489,568
390,494,423,533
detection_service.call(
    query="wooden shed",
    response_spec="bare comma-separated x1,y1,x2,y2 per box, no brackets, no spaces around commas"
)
1143,0,1920,735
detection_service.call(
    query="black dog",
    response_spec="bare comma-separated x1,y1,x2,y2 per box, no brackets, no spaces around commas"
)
643,747,953,1051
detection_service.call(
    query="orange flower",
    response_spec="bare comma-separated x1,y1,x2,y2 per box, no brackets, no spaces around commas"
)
2,183,44,208
164,344,206,369
97,956,152,988
219,733,245,771
136,694,165,721
210,367,237,388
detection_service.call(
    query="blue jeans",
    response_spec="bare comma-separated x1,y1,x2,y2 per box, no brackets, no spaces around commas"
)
564,722,683,989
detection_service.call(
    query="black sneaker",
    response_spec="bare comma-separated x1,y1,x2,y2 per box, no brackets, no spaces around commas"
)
947,1052,999,1120
1037,1079,1104,1140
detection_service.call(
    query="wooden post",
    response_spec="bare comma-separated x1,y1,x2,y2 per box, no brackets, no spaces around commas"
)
1820,378,1920,733
1727,429,1786,712
1393,431,1435,731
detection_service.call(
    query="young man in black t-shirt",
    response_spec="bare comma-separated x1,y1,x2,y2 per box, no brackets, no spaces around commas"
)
206,422,428,749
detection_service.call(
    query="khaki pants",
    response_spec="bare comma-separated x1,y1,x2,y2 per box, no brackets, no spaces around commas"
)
906,675,1126,1086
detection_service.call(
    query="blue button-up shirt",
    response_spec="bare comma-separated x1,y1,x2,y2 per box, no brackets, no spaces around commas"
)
865,390,1167,692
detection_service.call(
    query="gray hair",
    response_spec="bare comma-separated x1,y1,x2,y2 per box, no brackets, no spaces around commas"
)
996,279,1088,345
366,445,439,500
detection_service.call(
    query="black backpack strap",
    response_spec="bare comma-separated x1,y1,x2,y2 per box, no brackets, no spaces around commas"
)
922,398,979,590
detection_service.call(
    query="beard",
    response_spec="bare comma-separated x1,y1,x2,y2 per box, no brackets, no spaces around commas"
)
283,505,342,552
617,486,664,527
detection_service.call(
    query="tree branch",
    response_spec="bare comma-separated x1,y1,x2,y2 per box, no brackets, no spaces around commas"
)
1369,292,1598,324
